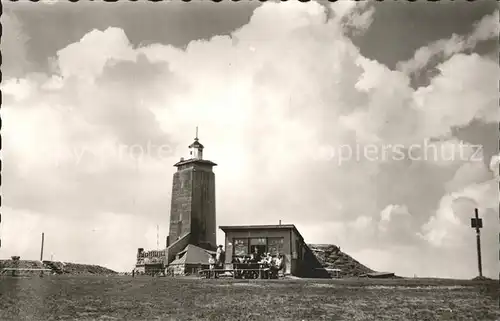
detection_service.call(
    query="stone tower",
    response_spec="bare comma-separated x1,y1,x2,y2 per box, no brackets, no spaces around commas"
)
166,128,217,262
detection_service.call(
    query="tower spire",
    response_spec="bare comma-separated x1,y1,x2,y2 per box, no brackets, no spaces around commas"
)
188,126,204,160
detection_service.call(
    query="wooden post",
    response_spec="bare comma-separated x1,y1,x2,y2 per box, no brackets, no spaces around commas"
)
40,233,45,262
475,209,483,278
470,208,483,278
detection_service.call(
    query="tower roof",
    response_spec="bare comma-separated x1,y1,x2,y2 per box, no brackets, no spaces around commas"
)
174,126,216,167
188,138,204,149
173,158,217,167
188,126,204,149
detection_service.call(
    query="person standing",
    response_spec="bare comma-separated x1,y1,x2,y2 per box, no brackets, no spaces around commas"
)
216,245,225,269
216,245,225,279
208,255,216,279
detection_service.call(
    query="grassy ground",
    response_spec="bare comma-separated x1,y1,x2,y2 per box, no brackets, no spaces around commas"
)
0,276,498,320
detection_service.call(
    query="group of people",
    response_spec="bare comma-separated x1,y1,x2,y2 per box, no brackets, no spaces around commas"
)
205,245,286,279
232,251,285,279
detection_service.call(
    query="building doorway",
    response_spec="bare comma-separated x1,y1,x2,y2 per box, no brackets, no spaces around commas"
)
249,238,266,258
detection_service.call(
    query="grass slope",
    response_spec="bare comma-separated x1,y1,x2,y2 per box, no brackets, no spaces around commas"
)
0,276,498,320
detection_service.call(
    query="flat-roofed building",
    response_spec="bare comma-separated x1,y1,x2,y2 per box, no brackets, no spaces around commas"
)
219,224,321,277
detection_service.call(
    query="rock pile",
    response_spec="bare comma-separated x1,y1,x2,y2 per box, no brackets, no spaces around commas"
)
49,262,117,275
307,244,375,278
0,260,45,270
0,259,117,276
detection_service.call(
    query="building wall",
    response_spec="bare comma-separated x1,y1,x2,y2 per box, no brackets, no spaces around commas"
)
168,162,216,251
167,264,185,276
290,229,309,276
223,229,294,275
289,232,326,278
135,266,145,274
169,169,193,242
301,246,329,278
136,249,166,268
167,263,209,276
191,165,216,250
134,264,164,275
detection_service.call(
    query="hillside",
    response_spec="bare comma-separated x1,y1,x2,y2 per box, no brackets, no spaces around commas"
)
307,244,375,278
0,259,117,276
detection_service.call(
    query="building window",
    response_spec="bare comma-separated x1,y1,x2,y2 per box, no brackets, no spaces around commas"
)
233,238,248,256
268,237,284,256
249,238,266,257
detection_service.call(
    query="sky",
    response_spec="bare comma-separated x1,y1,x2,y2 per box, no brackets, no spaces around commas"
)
1,0,499,278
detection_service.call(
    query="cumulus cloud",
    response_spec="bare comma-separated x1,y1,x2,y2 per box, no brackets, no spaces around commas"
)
418,152,499,278
378,204,420,246
397,10,499,75
330,0,375,34
56,28,137,80
2,2,497,276
445,160,492,193
489,153,500,178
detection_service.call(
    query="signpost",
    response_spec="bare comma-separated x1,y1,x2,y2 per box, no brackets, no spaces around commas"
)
470,208,483,278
